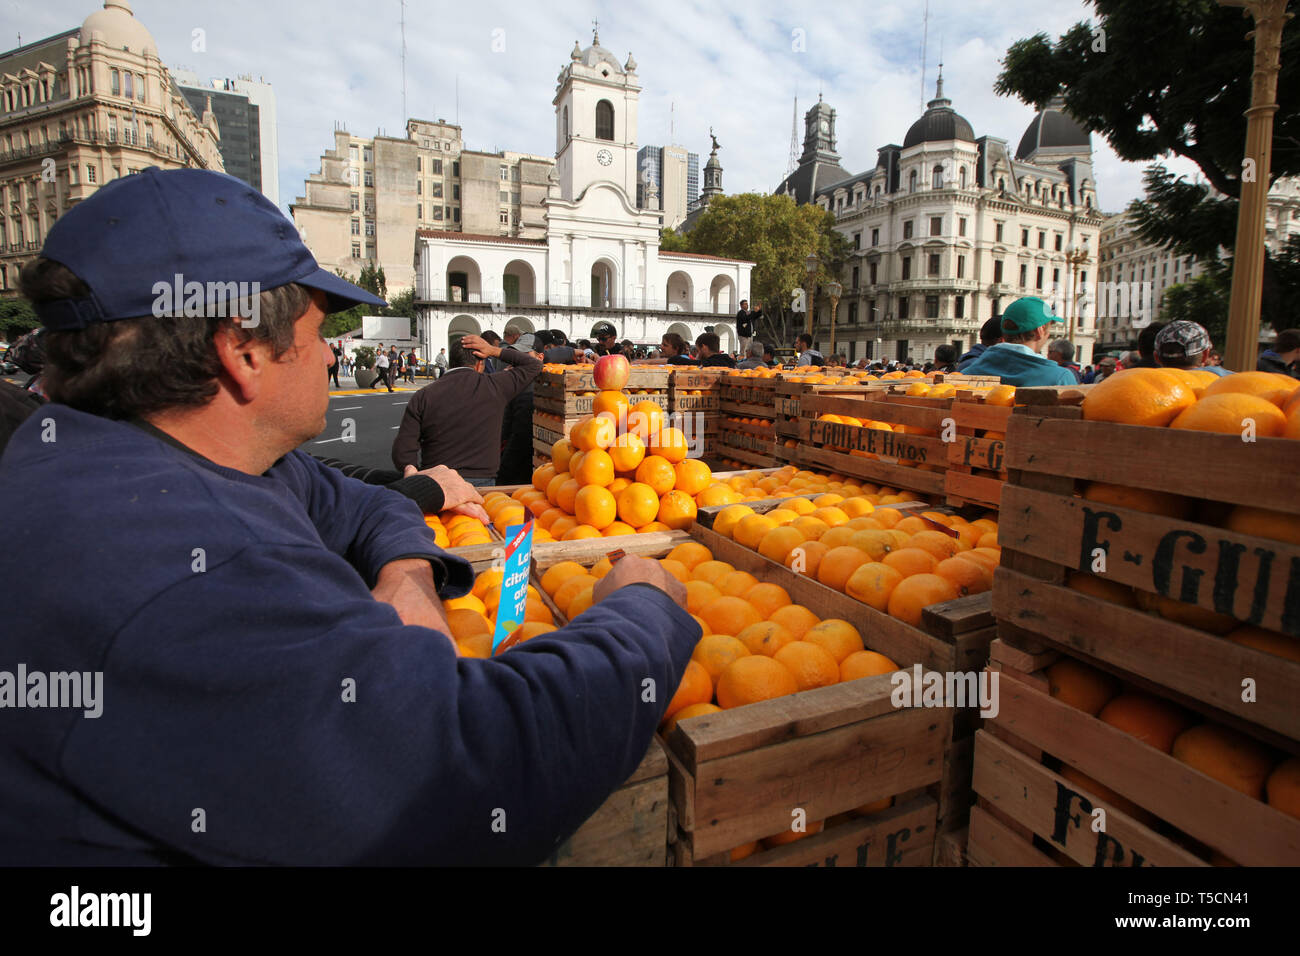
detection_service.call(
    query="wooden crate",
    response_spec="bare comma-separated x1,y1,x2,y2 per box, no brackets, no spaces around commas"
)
540,740,671,866
669,368,724,416
969,639,1300,867
534,390,669,418
943,390,1014,511
533,366,670,398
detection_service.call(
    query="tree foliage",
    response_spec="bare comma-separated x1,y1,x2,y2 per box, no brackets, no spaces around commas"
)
670,193,850,346
1158,265,1231,349
0,297,40,341
323,264,388,339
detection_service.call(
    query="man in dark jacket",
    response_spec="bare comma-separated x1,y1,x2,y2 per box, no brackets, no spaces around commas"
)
695,331,736,368
1258,328,1300,378
957,317,1003,371
735,299,753,355
0,167,696,866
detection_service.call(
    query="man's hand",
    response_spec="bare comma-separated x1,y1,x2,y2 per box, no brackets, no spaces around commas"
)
459,334,500,359
404,464,491,523
591,556,688,608
372,558,456,649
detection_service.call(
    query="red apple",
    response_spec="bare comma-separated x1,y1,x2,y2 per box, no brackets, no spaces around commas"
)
593,353,630,391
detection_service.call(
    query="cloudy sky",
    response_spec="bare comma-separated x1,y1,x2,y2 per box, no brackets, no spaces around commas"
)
20,0,1202,215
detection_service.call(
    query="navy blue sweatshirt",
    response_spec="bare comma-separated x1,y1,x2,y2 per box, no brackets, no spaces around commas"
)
0,406,699,865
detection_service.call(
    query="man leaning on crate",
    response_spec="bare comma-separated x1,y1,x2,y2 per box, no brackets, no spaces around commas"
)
0,167,698,866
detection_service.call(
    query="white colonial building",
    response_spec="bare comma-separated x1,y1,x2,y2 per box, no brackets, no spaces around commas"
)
413,31,752,354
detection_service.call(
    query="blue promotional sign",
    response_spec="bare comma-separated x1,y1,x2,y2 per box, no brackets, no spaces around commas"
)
491,519,535,653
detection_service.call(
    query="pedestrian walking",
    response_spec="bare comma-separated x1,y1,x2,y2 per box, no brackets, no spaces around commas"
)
373,344,393,391
435,348,448,379
329,341,343,388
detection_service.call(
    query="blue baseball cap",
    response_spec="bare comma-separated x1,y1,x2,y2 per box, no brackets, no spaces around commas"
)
1000,296,1059,335
34,167,386,331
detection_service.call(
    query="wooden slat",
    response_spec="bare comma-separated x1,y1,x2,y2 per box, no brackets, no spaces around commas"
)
965,805,1058,867
805,394,950,430
988,675,1300,865
933,826,969,866
948,402,1013,434
541,773,668,866
808,421,948,467
920,592,996,637
993,566,1300,740
988,636,1059,675
944,470,1004,510
798,446,947,495
725,796,937,868
973,730,1208,867
531,531,690,571
1005,416,1300,515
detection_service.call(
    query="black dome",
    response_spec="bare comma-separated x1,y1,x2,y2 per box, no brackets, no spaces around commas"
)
1016,106,1091,159
903,104,975,148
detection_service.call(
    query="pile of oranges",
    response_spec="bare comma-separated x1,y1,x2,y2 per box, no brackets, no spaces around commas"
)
423,512,494,549
1083,368,1300,438
1046,658,1300,838
713,489,1000,626
440,566,557,658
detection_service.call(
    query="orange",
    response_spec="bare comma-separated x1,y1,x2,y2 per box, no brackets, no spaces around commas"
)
1081,481,1191,519
658,558,691,583
712,504,755,538
773,641,841,692
552,573,599,613
661,701,723,737
691,613,711,636
692,560,736,585
819,526,857,550
1172,723,1275,799
602,521,636,537
716,654,799,709
638,521,672,534
573,448,615,487
446,607,492,643
627,400,665,441
1098,693,1194,754
1170,393,1287,437
1046,659,1119,715
1058,765,1155,826
1223,505,1300,545
758,526,807,564
734,515,778,550
737,621,797,657
567,450,586,479
555,477,581,514
471,568,505,598
526,496,552,519
561,525,604,544
590,556,614,579
845,561,904,611
872,508,903,529
667,541,713,571
761,819,824,848
696,484,742,507
635,455,677,496
494,622,557,654
850,529,900,561
674,459,713,496
662,660,715,724
551,438,575,473
1135,591,1237,634
985,384,1016,406
650,427,690,463
591,389,630,421
886,573,959,626
1266,757,1300,819
728,841,761,862
791,516,831,541
457,633,491,659
745,582,792,618
545,471,571,508
444,593,487,615
935,556,991,596
812,506,850,528
532,462,558,493
894,516,930,536
549,515,578,538
840,649,899,681
700,595,763,636
616,482,661,528
608,432,647,474
573,485,617,530
785,540,829,578
540,560,586,596
716,570,761,598
817,546,872,592
784,497,818,516
1224,625,1300,663
852,797,894,817
1201,370,1300,408
840,497,876,518
882,547,938,578
1081,368,1195,427
800,618,864,664
813,493,845,508
685,580,723,615
564,584,596,616
908,529,963,561
657,490,698,530
692,634,752,682
767,604,820,640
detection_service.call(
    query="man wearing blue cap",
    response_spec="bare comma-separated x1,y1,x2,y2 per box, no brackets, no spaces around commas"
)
960,297,1077,387
0,167,696,866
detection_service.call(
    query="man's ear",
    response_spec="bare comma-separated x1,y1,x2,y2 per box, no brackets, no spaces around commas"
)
213,322,268,402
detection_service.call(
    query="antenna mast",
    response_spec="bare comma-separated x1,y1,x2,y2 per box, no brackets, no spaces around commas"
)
786,95,799,177
919,0,930,112
400,0,407,123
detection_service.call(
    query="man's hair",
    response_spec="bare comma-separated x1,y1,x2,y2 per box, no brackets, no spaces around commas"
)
549,329,569,346
21,257,305,420
696,331,720,353
746,341,764,358
481,330,501,346
662,332,687,355
1275,328,1300,353
1137,322,1165,359
934,344,957,365
1158,351,1200,369
740,299,748,307
979,317,1003,346
797,333,814,348
1048,339,1074,362
449,341,480,369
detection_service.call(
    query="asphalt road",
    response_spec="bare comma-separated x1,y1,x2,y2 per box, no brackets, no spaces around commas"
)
302,384,423,472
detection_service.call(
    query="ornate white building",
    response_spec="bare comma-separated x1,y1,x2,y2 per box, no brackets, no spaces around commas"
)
778,83,1104,365
413,31,752,354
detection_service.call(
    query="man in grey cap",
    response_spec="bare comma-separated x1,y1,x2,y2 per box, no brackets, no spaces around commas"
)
1154,320,1232,376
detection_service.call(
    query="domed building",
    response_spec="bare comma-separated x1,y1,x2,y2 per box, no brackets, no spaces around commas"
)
0,0,223,297
778,73,1104,366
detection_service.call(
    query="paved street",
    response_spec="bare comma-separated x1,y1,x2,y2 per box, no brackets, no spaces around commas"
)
304,381,424,472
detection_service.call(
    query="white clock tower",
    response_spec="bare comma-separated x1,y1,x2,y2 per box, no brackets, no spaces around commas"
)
553,26,641,203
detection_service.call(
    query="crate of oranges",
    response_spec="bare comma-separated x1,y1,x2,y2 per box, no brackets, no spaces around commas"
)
441,562,671,866
969,638,1300,866
942,384,1018,511
423,511,498,556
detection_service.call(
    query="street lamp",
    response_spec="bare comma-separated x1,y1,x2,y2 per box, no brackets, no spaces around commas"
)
826,280,843,358
804,253,820,341
1064,243,1091,348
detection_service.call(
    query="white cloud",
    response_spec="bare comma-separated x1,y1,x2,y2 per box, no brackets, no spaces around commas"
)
32,0,1207,214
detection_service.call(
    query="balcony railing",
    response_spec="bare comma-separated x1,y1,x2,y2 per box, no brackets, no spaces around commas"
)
416,289,739,314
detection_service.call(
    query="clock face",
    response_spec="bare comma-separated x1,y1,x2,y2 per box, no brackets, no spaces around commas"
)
819,118,829,135
597,148,613,166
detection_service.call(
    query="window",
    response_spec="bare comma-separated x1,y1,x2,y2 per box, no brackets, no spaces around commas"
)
351,242,361,257
848,303,858,324
996,223,1004,243
932,165,944,189
1022,228,1030,246
111,70,119,95
1019,263,1028,287
348,168,359,186
902,256,912,280
350,193,359,211
433,206,443,221
452,161,460,176
563,106,569,140
958,218,967,237
993,260,1003,284
349,145,358,162
930,216,942,237
1081,270,1088,286
868,299,876,322
417,203,422,220
366,244,374,257
417,180,422,195
499,191,509,203
899,296,910,319
69,164,78,185
453,208,461,223
86,164,96,183
595,100,615,140
351,219,360,235
444,205,451,219
957,255,966,279
363,148,372,163
959,167,967,189
869,262,878,285
853,233,860,249
433,159,443,174
871,228,879,246
928,253,940,276
909,170,918,193
1052,268,1060,288
107,115,117,142
500,166,510,181
903,220,914,240
364,171,374,186
417,156,422,172
1055,234,1063,252
1038,231,1046,249
124,73,133,98
365,220,375,236
955,296,965,319
364,198,374,214
1036,266,1044,290
452,184,460,200
852,266,860,288
431,182,443,198
136,74,145,101
926,296,939,319
512,167,520,182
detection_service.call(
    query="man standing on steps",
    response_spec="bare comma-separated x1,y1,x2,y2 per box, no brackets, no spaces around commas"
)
434,348,448,378
735,299,753,357
372,344,393,392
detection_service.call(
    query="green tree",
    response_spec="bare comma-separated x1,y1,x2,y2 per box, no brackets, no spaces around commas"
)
380,287,418,337
671,193,849,346
995,0,1300,330
1158,266,1231,349
658,228,690,252
323,265,386,339
0,297,40,341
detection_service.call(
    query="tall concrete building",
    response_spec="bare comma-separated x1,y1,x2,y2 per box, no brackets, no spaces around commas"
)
173,71,279,206
291,119,552,294
636,143,698,229
778,85,1104,365
0,0,223,296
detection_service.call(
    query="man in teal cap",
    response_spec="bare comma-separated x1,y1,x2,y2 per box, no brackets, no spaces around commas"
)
961,297,1077,387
